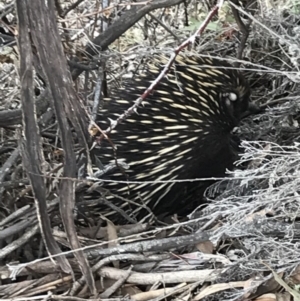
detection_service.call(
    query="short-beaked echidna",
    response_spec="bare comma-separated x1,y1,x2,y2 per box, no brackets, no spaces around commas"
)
93,54,251,220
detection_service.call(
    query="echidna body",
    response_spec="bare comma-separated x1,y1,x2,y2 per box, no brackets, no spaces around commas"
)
94,55,251,219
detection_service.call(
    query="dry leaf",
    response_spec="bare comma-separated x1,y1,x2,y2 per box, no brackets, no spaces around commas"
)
264,263,300,301
103,7,113,18
98,278,116,293
196,241,214,254
277,292,292,301
245,209,274,222
181,291,191,301
121,284,143,297
193,281,246,300
102,216,119,268
248,273,283,299
255,293,277,301
242,277,258,299
53,148,64,157
132,283,187,301
289,264,300,284
256,292,291,301
88,124,99,136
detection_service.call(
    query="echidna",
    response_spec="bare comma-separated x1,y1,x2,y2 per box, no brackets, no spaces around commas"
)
91,54,251,221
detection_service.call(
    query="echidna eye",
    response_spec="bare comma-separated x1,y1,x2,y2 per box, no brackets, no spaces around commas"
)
228,92,237,101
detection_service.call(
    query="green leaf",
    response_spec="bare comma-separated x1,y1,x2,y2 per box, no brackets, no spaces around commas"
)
182,18,221,32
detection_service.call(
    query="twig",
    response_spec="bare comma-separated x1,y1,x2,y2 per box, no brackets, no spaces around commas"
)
229,0,251,64
148,12,180,40
97,0,224,141
86,230,209,259
0,147,20,184
100,265,133,298
98,266,219,284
